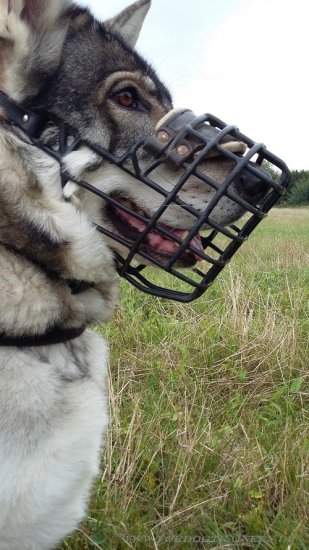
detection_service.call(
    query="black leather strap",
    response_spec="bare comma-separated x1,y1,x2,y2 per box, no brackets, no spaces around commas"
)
0,324,86,347
0,90,46,138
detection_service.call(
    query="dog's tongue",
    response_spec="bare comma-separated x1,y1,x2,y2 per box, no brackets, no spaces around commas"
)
147,228,203,257
115,203,203,257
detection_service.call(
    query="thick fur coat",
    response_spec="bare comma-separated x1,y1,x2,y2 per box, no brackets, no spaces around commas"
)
0,2,148,548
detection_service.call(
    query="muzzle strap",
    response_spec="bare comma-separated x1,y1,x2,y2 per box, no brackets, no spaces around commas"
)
0,90,46,138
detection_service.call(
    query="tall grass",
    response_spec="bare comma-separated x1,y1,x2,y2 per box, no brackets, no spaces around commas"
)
61,208,308,550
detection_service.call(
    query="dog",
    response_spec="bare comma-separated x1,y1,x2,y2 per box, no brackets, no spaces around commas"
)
0,1,266,548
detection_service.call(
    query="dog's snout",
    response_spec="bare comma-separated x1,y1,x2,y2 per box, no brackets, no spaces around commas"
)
238,163,270,198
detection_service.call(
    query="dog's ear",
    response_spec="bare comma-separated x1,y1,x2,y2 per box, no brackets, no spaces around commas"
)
0,1,22,91
0,0,71,38
106,0,151,47
20,0,72,33
0,0,72,98
0,0,14,40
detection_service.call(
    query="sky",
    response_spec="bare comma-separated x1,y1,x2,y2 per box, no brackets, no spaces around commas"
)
77,0,309,171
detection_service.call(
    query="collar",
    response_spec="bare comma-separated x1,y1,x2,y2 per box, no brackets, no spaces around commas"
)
0,324,86,347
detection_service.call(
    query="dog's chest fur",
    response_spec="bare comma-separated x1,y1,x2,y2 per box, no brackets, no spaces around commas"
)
0,104,118,550
0,332,109,550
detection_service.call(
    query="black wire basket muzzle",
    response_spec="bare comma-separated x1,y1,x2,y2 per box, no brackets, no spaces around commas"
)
74,109,290,302
0,92,291,302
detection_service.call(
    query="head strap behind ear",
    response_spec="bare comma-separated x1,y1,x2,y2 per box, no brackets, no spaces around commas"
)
0,90,45,136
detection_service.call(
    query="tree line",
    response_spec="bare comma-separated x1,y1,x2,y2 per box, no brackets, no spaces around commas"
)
277,169,309,206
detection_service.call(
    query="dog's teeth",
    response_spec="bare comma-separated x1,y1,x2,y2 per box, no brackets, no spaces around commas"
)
63,181,79,198
182,231,190,239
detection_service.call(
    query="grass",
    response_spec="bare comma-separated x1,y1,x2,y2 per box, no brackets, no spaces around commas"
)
61,208,308,550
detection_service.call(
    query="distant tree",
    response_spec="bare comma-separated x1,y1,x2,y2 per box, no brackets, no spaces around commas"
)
262,161,281,183
259,165,309,206
280,170,309,206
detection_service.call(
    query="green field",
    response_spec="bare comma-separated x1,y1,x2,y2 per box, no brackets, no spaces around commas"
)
62,208,308,550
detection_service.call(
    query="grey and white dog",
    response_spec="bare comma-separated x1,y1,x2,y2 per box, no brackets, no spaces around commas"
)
0,1,263,548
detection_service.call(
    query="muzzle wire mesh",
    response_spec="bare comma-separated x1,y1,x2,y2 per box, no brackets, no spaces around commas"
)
0,92,291,302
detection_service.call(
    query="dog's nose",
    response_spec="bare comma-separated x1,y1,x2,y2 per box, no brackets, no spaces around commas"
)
238,162,270,198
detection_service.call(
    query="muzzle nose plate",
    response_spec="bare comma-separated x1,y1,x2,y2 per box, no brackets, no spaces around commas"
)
145,108,247,168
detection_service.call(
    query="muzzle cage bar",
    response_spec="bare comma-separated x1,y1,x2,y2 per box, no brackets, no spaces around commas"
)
0,92,291,302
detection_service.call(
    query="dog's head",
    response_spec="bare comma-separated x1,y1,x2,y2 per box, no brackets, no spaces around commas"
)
0,0,289,300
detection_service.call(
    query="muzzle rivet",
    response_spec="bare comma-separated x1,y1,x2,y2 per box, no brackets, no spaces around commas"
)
23,114,29,123
157,130,170,143
177,143,190,157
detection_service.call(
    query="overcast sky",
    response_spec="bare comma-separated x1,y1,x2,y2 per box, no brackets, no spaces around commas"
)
77,0,308,171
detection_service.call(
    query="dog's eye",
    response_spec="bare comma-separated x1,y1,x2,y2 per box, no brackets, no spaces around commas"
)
111,87,147,112
114,90,137,109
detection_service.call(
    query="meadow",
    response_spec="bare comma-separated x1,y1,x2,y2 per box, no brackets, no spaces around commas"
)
62,208,308,550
